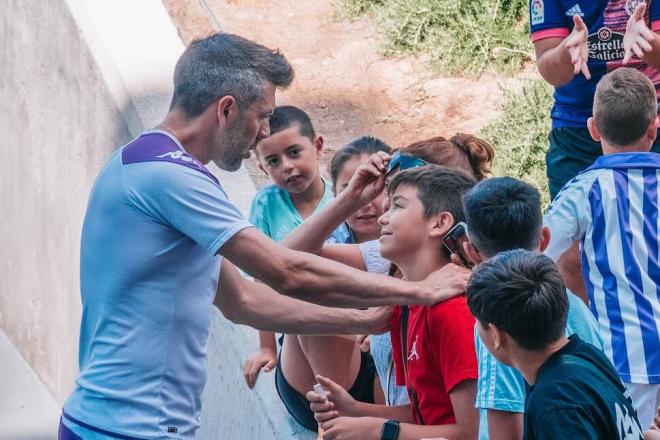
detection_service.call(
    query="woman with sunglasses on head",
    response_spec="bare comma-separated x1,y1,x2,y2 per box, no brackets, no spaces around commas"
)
280,134,494,414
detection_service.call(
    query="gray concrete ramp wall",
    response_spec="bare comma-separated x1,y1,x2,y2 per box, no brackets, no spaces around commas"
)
0,0,311,438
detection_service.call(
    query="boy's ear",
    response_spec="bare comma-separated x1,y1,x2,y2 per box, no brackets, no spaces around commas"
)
464,241,484,266
428,212,454,239
539,226,551,253
587,117,601,143
647,116,659,144
216,95,239,127
314,135,324,157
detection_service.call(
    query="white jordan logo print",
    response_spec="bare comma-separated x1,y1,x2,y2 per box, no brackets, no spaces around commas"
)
157,151,194,162
408,335,420,361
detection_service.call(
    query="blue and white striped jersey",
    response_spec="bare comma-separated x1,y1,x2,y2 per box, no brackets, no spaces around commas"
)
544,152,660,385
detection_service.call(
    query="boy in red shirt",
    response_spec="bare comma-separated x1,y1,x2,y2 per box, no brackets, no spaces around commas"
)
308,165,479,440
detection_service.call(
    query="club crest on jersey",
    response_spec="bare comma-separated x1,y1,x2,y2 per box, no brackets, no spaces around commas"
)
531,0,544,25
588,27,625,61
625,0,645,16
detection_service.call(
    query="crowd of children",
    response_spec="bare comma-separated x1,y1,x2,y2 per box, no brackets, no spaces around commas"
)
240,65,659,440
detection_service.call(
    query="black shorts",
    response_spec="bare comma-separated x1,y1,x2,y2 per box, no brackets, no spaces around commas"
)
546,127,660,199
274,350,376,431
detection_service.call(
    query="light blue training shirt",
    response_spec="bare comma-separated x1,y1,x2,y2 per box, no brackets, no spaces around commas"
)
62,131,252,439
475,290,604,440
249,180,350,243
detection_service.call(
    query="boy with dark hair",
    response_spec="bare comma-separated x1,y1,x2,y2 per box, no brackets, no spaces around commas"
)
249,105,347,243
544,67,660,428
307,165,480,440
461,176,602,440
467,250,643,440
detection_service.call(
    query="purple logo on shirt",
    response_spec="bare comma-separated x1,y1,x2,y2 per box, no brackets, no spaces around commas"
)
121,132,219,185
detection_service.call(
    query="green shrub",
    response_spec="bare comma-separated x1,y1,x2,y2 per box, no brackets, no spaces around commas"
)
343,0,532,76
480,79,554,206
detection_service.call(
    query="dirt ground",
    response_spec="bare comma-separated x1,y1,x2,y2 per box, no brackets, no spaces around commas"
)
162,0,515,188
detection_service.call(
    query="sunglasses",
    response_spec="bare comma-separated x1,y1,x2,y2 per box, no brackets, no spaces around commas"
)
386,151,428,175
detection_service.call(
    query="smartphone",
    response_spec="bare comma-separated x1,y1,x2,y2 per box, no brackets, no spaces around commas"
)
442,222,472,268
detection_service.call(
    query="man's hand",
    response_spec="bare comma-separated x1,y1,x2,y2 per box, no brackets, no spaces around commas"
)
365,307,392,335
321,416,383,440
419,263,471,306
307,375,361,423
563,15,591,79
342,152,390,207
624,2,655,64
242,347,277,388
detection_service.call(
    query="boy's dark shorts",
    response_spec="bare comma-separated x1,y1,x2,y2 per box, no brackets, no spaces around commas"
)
547,127,660,199
275,350,376,431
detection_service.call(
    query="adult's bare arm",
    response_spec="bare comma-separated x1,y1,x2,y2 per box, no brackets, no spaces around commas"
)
215,259,391,335
220,228,469,307
535,16,590,86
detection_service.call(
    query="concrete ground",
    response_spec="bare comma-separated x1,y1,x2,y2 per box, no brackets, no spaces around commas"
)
0,329,59,440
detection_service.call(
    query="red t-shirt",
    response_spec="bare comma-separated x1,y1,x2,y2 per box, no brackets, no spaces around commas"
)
390,296,478,425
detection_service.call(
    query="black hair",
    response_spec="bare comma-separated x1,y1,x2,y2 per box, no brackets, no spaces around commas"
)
388,165,476,223
466,250,568,351
462,177,542,257
170,33,294,118
268,105,316,142
329,136,391,187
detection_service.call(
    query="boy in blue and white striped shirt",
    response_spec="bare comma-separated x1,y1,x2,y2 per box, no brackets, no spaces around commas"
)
544,67,660,429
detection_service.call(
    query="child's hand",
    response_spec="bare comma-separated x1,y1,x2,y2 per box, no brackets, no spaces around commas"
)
320,416,383,440
624,2,655,64
564,15,591,79
357,334,370,352
343,152,390,207
307,375,361,423
242,347,277,388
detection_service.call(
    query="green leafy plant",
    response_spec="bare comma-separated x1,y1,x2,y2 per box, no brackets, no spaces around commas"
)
343,0,532,76
480,79,554,206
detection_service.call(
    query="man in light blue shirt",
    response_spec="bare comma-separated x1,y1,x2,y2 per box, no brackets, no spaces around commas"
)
460,177,603,440
59,33,469,440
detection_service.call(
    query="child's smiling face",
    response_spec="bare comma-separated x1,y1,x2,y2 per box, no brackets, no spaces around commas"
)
377,184,428,266
256,124,323,194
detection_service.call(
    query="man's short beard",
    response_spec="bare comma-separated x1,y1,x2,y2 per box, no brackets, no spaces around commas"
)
214,118,250,172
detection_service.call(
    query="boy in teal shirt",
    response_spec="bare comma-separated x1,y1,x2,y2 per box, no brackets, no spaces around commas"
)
248,105,348,243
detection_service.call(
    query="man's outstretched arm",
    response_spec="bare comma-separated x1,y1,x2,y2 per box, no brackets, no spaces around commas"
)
215,259,391,335
219,227,470,308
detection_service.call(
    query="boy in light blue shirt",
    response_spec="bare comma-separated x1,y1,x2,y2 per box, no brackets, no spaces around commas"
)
249,105,348,243
460,177,603,440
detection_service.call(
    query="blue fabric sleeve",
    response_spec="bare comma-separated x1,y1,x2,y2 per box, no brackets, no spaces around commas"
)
475,331,526,413
123,162,252,256
530,0,570,33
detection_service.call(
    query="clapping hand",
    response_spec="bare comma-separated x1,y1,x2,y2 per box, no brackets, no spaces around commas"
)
624,2,655,64
564,15,591,79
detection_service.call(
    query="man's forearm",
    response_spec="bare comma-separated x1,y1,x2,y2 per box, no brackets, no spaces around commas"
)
354,402,414,422
222,228,434,308
282,192,361,254
537,41,576,86
278,251,430,307
217,262,383,334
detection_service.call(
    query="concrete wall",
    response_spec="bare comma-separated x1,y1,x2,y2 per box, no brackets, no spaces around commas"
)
0,0,314,438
